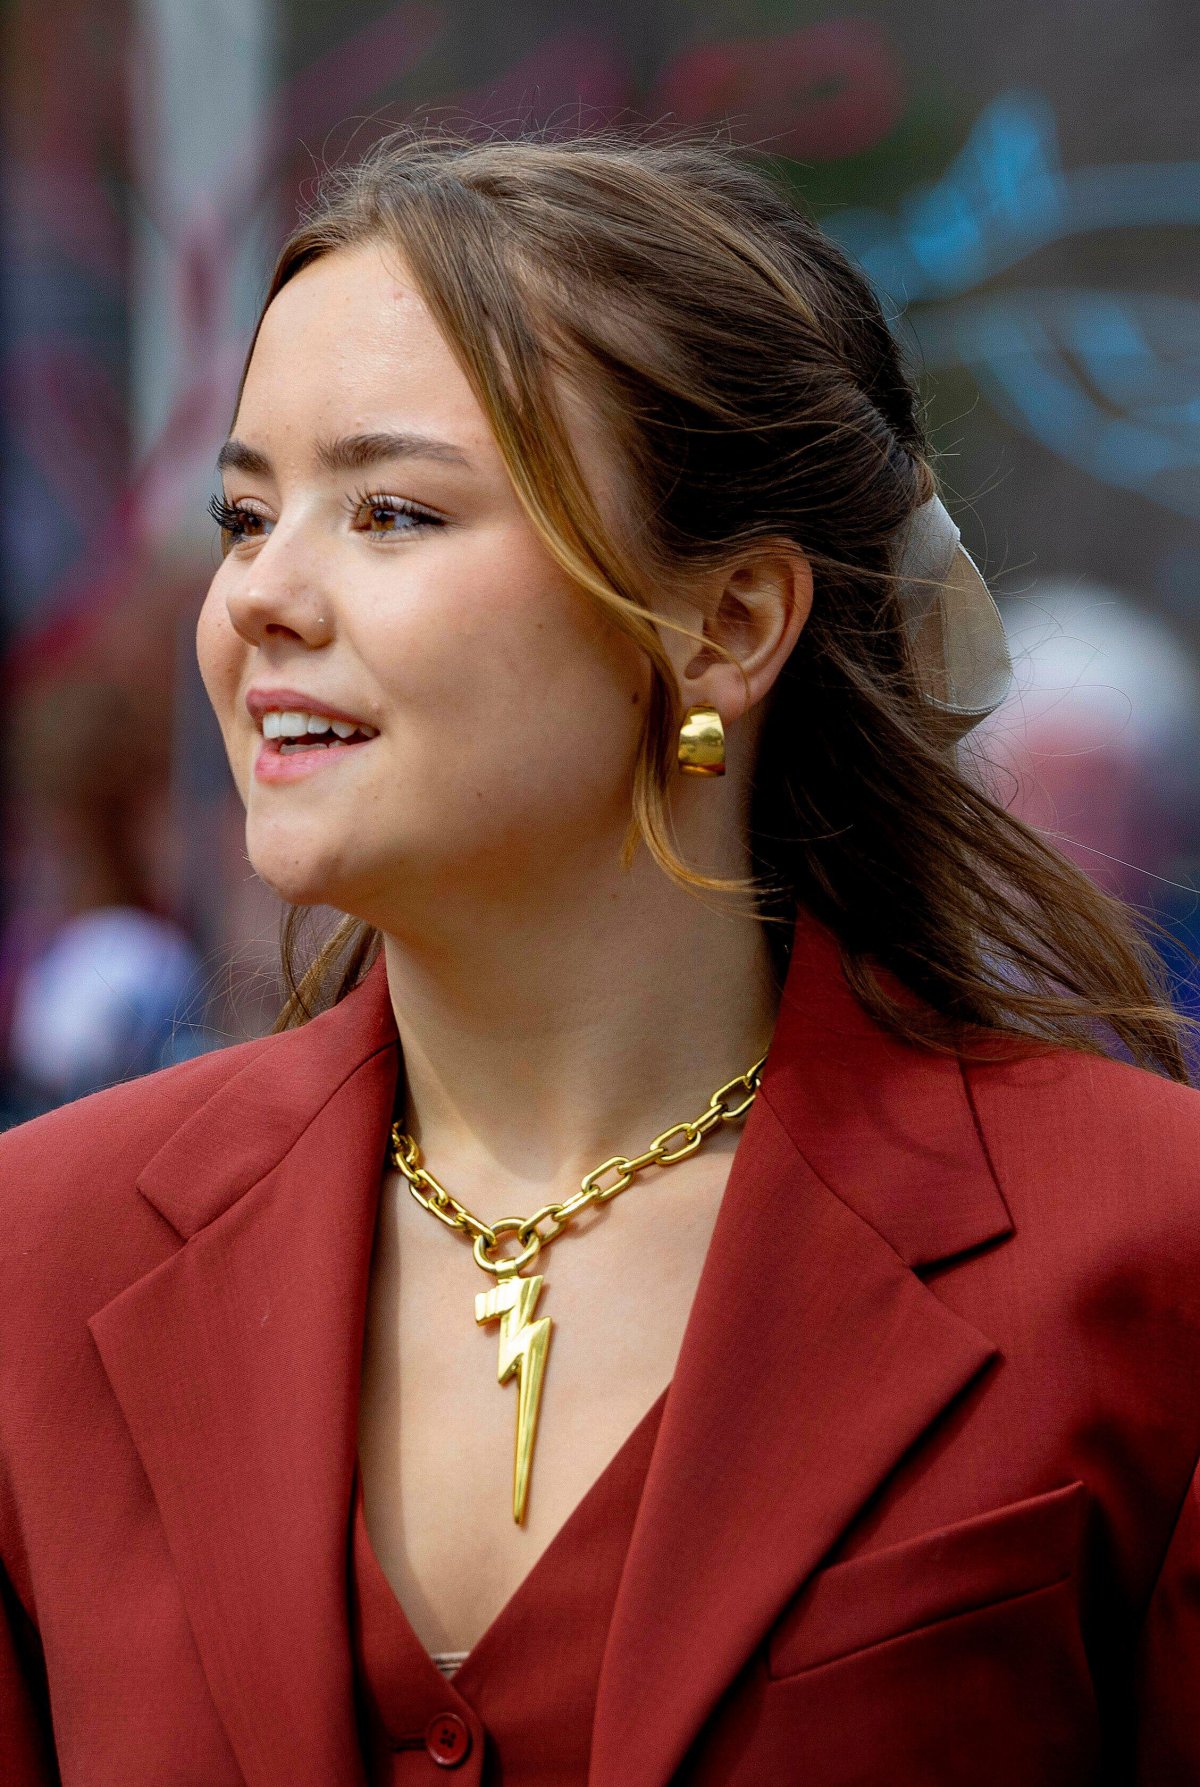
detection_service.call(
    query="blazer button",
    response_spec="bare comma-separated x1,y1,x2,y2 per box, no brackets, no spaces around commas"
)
425,1711,472,1767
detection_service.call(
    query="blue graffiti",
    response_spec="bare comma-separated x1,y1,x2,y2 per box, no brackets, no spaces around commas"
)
829,93,1200,518
832,91,1200,302
913,290,1200,518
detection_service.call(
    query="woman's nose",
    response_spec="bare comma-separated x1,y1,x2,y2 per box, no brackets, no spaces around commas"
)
225,552,334,650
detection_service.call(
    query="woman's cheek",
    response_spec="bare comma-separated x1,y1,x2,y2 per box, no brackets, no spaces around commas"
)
195,592,251,791
196,589,238,713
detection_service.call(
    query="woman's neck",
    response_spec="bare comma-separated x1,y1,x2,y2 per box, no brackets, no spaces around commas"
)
380,856,782,1196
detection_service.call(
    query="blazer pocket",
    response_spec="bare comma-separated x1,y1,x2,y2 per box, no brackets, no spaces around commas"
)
766,1479,1088,1681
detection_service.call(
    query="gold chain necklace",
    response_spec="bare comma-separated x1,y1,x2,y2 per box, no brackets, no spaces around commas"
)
388,1052,767,1523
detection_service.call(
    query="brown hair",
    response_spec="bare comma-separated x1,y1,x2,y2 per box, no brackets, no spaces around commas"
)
251,124,1193,1081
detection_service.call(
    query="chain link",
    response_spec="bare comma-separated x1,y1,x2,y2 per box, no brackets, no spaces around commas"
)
389,1051,768,1277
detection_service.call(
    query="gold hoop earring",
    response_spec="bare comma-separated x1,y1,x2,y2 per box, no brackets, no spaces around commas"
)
677,704,726,777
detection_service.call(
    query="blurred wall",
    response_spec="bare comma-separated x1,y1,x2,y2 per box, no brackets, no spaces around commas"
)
2,0,1197,1108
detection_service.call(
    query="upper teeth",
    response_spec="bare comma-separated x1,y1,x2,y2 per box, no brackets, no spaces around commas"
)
262,710,374,740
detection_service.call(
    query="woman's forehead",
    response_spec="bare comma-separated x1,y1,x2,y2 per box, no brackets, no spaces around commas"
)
239,242,617,506
236,246,494,470
249,246,461,393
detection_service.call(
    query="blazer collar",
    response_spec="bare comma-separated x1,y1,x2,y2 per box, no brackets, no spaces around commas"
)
134,957,398,1238
589,912,1012,1787
761,914,1012,1268
89,912,1011,1787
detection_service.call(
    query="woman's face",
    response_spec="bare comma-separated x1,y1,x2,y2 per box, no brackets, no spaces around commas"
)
197,241,651,926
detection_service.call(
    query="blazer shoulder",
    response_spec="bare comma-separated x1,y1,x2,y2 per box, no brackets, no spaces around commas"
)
965,1040,1200,1252
966,1038,1200,1150
0,1032,274,1255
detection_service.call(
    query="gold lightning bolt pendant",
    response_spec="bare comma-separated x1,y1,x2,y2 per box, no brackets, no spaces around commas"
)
392,1047,765,1525
474,1268,552,1524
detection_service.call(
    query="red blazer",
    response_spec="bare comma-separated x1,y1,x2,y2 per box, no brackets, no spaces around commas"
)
2,912,1199,1785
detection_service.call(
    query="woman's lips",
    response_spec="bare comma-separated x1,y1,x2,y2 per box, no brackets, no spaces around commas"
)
253,732,378,784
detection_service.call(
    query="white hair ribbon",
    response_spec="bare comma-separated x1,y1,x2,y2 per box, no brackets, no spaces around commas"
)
897,495,1013,730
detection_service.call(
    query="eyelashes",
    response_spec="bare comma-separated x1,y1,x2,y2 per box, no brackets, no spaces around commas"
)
341,491,445,537
207,491,445,553
208,493,248,533
207,494,261,555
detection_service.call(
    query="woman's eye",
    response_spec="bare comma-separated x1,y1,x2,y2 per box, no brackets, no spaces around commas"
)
207,494,271,553
351,494,443,538
205,490,442,553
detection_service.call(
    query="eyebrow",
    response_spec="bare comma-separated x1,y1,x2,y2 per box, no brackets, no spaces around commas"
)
215,430,474,477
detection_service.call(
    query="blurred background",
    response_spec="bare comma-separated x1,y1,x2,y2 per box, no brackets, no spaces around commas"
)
1,0,1197,1117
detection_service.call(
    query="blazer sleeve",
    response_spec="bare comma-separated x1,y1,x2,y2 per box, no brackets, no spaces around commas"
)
0,1564,58,1785
1135,1458,1200,1778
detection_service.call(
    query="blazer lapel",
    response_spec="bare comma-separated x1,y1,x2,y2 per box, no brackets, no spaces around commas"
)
89,962,399,1787
590,916,1014,1787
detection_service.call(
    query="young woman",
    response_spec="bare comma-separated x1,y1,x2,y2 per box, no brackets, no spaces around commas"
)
2,128,1198,1787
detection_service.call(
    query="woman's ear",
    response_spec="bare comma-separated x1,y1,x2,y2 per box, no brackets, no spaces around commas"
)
677,547,813,724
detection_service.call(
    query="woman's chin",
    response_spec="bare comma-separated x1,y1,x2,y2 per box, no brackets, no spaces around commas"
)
245,838,358,912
